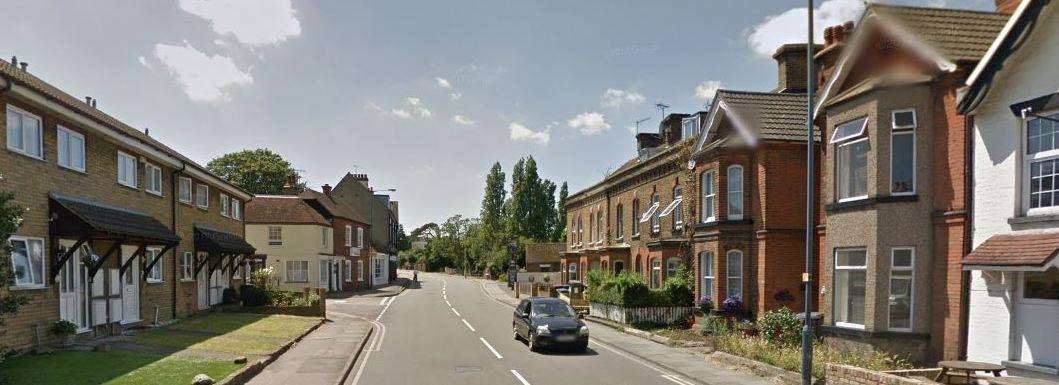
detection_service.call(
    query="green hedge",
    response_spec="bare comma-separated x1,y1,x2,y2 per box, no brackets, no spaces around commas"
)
585,268,694,308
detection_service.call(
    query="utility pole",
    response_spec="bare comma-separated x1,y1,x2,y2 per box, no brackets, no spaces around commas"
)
802,1,816,385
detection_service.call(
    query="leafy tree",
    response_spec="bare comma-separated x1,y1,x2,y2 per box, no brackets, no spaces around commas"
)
480,162,506,237
394,224,411,251
554,182,568,241
0,174,28,333
207,149,302,195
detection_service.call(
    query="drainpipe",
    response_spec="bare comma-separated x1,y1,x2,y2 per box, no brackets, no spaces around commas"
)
171,164,186,320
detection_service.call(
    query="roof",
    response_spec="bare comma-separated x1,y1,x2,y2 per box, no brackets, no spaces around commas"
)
49,193,180,244
300,189,362,223
194,224,255,255
245,195,330,225
959,0,1049,113
868,3,1011,62
716,90,811,141
963,232,1059,269
525,242,565,264
0,59,250,199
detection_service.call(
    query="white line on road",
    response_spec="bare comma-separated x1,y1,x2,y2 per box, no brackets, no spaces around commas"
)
510,369,531,385
462,319,476,332
445,300,451,307
451,308,461,317
379,297,388,305
376,296,396,321
661,374,696,385
479,337,503,359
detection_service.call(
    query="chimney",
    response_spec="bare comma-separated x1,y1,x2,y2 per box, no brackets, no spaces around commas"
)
352,173,369,188
995,0,1019,13
9,56,17,68
322,184,332,197
19,62,28,72
85,96,93,106
772,43,821,93
635,132,662,160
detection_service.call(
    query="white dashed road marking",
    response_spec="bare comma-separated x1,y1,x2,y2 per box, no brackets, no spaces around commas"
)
510,369,531,385
451,308,461,317
462,319,476,332
661,374,696,385
479,337,503,359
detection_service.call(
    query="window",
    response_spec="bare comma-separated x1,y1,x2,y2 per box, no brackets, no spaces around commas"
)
651,259,662,288
682,117,699,140
180,252,193,281
285,261,309,283
596,211,603,243
577,216,583,243
660,185,684,230
9,236,45,287
830,116,868,144
834,248,867,328
567,262,578,282
357,260,364,281
232,199,242,220
890,110,916,195
195,184,209,208
344,260,353,282
892,109,916,129
145,163,163,196
322,227,330,247
178,177,193,203
590,261,601,271
146,248,163,283
345,225,353,246
833,117,870,202
268,226,283,245
6,105,43,159
319,260,329,285
117,151,138,188
357,227,364,247
700,252,714,301
1022,267,1059,300
727,165,743,220
640,193,660,233
701,170,716,222
888,247,914,331
726,250,743,300
632,199,641,236
220,195,230,217
57,126,85,171
587,211,594,243
666,257,681,280
1025,111,1059,213
615,204,624,240
374,258,382,278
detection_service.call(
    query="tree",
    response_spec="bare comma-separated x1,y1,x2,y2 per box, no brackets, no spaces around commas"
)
394,224,411,251
554,182,569,241
0,174,28,333
480,162,506,237
207,149,302,195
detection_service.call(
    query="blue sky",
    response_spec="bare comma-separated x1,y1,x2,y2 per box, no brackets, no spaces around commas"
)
3,0,993,228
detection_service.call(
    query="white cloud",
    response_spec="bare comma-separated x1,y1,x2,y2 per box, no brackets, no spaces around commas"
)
405,97,433,117
365,102,385,113
745,0,863,57
452,115,475,125
435,77,452,89
567,112,611,136
153,42,253,102
509,122,550,145
601,88,646,108
694,80,722,102
449,92,462,101
137,55,151,69
178,0,301,46
390,109,412,119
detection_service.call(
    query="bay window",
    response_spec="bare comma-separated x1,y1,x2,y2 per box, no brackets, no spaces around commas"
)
1025,111,1059,213
891,109,916,195
834,248,867,328
832,117,870,201
727,166,743,220
701,170,716,222
888,247,914,331
726,250,743,300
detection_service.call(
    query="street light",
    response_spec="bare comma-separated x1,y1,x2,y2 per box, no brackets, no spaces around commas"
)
802,1,816,385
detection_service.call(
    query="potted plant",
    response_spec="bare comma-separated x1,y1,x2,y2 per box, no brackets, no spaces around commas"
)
720,296,744,328
53,320,77,347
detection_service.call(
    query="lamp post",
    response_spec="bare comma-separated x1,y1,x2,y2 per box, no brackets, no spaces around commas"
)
802,1,816,385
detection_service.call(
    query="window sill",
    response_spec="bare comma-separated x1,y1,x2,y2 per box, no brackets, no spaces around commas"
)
180,279,195,283
146,191,164,198
117,182,139,191
7,148,46,162
59,165,87,174
819,325,930,340
146,279,164,284
1009,213,1059,225
9,284,48,291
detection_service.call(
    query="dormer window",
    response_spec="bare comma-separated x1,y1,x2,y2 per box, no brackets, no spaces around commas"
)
681,117,699,140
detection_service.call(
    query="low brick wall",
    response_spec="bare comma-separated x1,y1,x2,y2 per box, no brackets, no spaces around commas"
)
825,364,931,385
589,302,694,325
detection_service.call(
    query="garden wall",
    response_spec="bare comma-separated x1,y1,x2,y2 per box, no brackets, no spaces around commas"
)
589,302,694,325
825,364,931,385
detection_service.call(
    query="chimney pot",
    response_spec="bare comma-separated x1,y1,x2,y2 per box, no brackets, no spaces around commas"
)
322,184,333,197
91,99,97,108
85,96,92,105
995,0,1018,13
9,56,16,67
19,62,27,72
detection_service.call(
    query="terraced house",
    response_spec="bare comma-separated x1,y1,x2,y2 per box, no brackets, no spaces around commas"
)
1,57,255,351
812,3,1010,363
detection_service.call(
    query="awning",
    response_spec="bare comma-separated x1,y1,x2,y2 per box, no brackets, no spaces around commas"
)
194,224,255,255
963,232,1059,271
49,192,180,245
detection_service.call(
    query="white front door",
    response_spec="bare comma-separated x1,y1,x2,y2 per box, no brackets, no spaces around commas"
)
90,269,106,326
120,248,140,323
1017,270,1059,368
59,244,87,331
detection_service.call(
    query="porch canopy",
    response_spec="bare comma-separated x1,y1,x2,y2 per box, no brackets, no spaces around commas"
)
48,192,180,280
193,224,255,276
963,232,1059,271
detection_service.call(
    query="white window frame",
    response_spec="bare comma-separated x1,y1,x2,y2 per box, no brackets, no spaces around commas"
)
1018,268,1059,304
682,116,699,140
650,259,662,288
891,108,917,130
836,137,871,202
178,177,193,204
8,235,46,288
357,260,365,282
220,194,230,217
117,151,138,188
568,262,579,282
888,247,914,332
195,184,209,209
56,126,86,172
700,251,714,301
146,248,163,283
701,170,716,223
1022,110,1059,216
834,248,868,330
285,260,309,283
180,252,193,281
727,165,744,220
344,260,353,282
345,225,353,246
665,257,681,279
232,199,242,220
5,105,44,160
726,250,743,300
830,116,869,144
268,226,283,245
322,227,330,247
890,130,916,196
145,163,163,196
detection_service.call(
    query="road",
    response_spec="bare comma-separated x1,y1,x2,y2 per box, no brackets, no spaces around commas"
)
348,272,700,385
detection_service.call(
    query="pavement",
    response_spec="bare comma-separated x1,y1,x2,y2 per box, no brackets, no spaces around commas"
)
345,271,773,385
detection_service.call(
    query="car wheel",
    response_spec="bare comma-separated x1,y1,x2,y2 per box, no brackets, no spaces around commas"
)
576,341,588,353
513,325,522,342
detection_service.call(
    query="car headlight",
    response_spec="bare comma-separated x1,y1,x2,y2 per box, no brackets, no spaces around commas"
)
579,325,589,336
536,325,551,335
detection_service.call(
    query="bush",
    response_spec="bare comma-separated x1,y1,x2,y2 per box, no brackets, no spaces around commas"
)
222,287,239,304
660,267,694,307
52,320,77,335
757,307,802,346
699,295,714,314
720,296,744,315
240,284,269,306
585,270,693,308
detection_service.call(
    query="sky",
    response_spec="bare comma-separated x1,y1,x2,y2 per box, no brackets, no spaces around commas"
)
3,0,994,229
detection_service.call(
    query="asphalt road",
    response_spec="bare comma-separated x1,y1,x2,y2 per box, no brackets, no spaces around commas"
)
348,272,699,385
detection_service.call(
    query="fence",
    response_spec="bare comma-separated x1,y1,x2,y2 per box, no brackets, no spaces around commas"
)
589,302,695,325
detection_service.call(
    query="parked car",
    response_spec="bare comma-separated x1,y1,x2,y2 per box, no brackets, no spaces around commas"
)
512,297,589,352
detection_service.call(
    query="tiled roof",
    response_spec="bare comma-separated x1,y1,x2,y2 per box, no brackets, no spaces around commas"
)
50,193,181,244
245,196,330,225
300,189,362,223
194,224,255,255
0,59,248,197
525,242,565,264
715,90,815,141
869,3,1011,62
964,232,1059,267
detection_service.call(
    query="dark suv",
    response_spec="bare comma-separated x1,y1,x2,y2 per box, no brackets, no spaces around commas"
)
512,297,589,352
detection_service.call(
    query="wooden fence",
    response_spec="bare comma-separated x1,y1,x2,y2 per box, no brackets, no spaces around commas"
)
589,302,695,325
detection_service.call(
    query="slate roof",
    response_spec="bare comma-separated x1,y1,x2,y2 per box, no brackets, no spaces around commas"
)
49,193,180,244
245,196,330,225
868,3,1011,62
714,90,815,141
194,224,255,255
300,189,362,223
964,232,1059,268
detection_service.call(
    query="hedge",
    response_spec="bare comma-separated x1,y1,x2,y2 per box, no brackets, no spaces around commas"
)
585,269,694,308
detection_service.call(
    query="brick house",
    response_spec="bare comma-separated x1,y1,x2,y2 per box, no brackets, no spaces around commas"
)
330,173,399,286
302,186,372,290
1,57,253,351
957,0,1059,375
687,44,818,316
524,242,564,272
813,4,1010,363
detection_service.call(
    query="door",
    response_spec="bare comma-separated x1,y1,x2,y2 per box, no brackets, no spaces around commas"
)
209,270,224,306
120,248,139,323
91,269,107,326
1017,269,1059,367
197,262,209,310
331,261,340,291
109,268,123,323
59,244,87,331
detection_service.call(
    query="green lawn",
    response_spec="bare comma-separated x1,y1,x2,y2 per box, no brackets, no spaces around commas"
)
0,313,321,385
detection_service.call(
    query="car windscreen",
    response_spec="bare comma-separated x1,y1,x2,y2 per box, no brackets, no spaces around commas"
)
530,301,575,318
